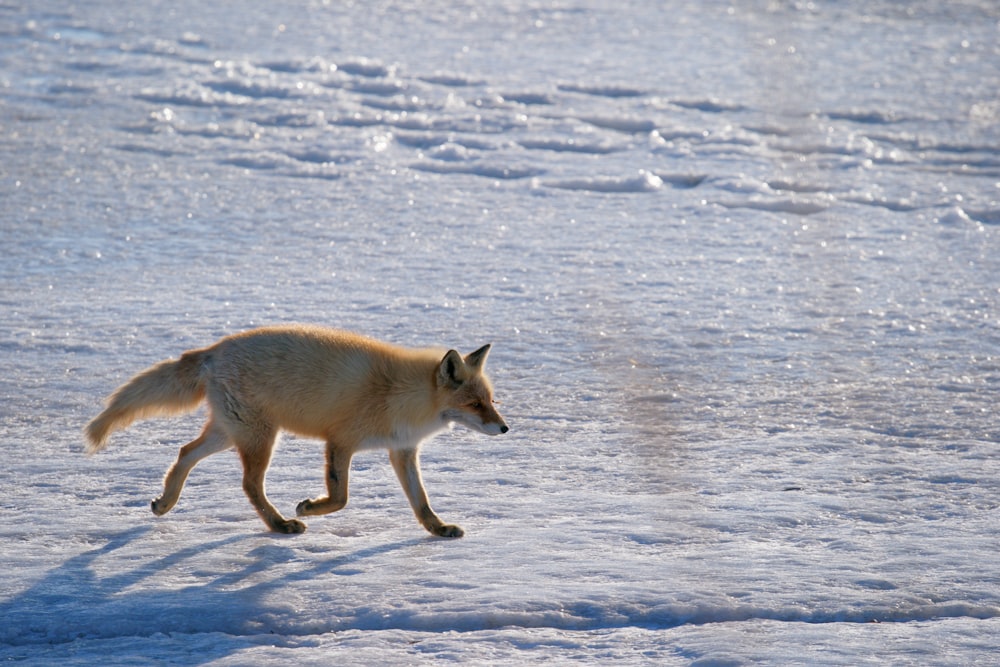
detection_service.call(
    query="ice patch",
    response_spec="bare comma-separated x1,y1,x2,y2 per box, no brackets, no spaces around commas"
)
204,78,295,100
657,173,707,189
253,111,327,128
671,98,746,113
718,197,832,216
845,194,920,212
135,84,246,108
827,109,905,124
501,91,554,105
713,176,782,195
178,32,207,47
178,119,261,139
220,151,342,179
286,148,352,166
540,170,663,193
261,57,337,74
964,208,1000,225
937,206,982,227
328,112,391,128
220,152,289,170
347,79,409,96
362,96,426,113
418,73,483,87
425,143,472,162
337,58,395,78
519,138,621,154
766,180,829,194
558,83,644,98
578,116,657,134
410,162,541,179
855,579,898,591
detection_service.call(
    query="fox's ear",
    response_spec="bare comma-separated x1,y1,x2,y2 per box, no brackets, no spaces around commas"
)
464,343,491,370
437,349,464,388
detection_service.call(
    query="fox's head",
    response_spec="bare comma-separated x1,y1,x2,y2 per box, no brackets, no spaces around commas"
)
437,344,509,436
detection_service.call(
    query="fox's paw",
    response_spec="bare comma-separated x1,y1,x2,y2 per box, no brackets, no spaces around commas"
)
295,499,312,517
272,518,307,534
150,497,173,516
433,524,465,538
296,497,347,517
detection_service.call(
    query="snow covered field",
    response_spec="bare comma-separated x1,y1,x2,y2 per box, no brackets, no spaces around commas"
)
3,0,1000,663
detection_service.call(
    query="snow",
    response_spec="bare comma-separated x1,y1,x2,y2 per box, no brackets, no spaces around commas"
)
3,0,1000,663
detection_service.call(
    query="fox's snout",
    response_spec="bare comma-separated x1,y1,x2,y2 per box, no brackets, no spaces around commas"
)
485,419,510,436
474,407,508,435
444,405,509,436
484,405,509,435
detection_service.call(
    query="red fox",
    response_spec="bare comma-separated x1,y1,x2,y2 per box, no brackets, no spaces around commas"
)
84,325,508,536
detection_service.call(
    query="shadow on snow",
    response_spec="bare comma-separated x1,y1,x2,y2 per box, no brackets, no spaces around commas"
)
0,525,426,663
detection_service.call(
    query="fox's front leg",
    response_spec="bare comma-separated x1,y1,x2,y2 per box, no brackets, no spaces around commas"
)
297,441,353,517
389,448,463,538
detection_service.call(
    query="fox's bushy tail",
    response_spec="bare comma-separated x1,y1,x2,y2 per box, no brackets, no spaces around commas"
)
85,351,208,453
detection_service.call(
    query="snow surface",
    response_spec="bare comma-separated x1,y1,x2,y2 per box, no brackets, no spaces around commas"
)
3,0,1000,664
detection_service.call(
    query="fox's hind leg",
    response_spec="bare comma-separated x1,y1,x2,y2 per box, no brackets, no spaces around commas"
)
235,426,306,534
296,440,353,517
152,420,231,516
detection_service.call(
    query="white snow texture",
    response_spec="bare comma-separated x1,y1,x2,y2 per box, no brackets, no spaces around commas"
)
2,0,1000,664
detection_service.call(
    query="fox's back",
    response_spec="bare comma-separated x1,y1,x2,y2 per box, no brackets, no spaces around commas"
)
204,325,441,439
213,325,376,381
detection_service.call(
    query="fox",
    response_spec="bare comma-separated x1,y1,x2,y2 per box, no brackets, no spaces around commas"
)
84,325,508,537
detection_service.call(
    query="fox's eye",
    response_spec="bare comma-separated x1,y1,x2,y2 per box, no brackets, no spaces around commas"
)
469,401,482,410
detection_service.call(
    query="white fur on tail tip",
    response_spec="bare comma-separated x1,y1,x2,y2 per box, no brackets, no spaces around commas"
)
84,353,207,454
84,411,119,453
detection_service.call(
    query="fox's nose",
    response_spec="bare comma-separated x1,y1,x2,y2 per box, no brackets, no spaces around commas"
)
500,424,509,434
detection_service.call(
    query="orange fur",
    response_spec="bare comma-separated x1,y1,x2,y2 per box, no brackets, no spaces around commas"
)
84,325,508,536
